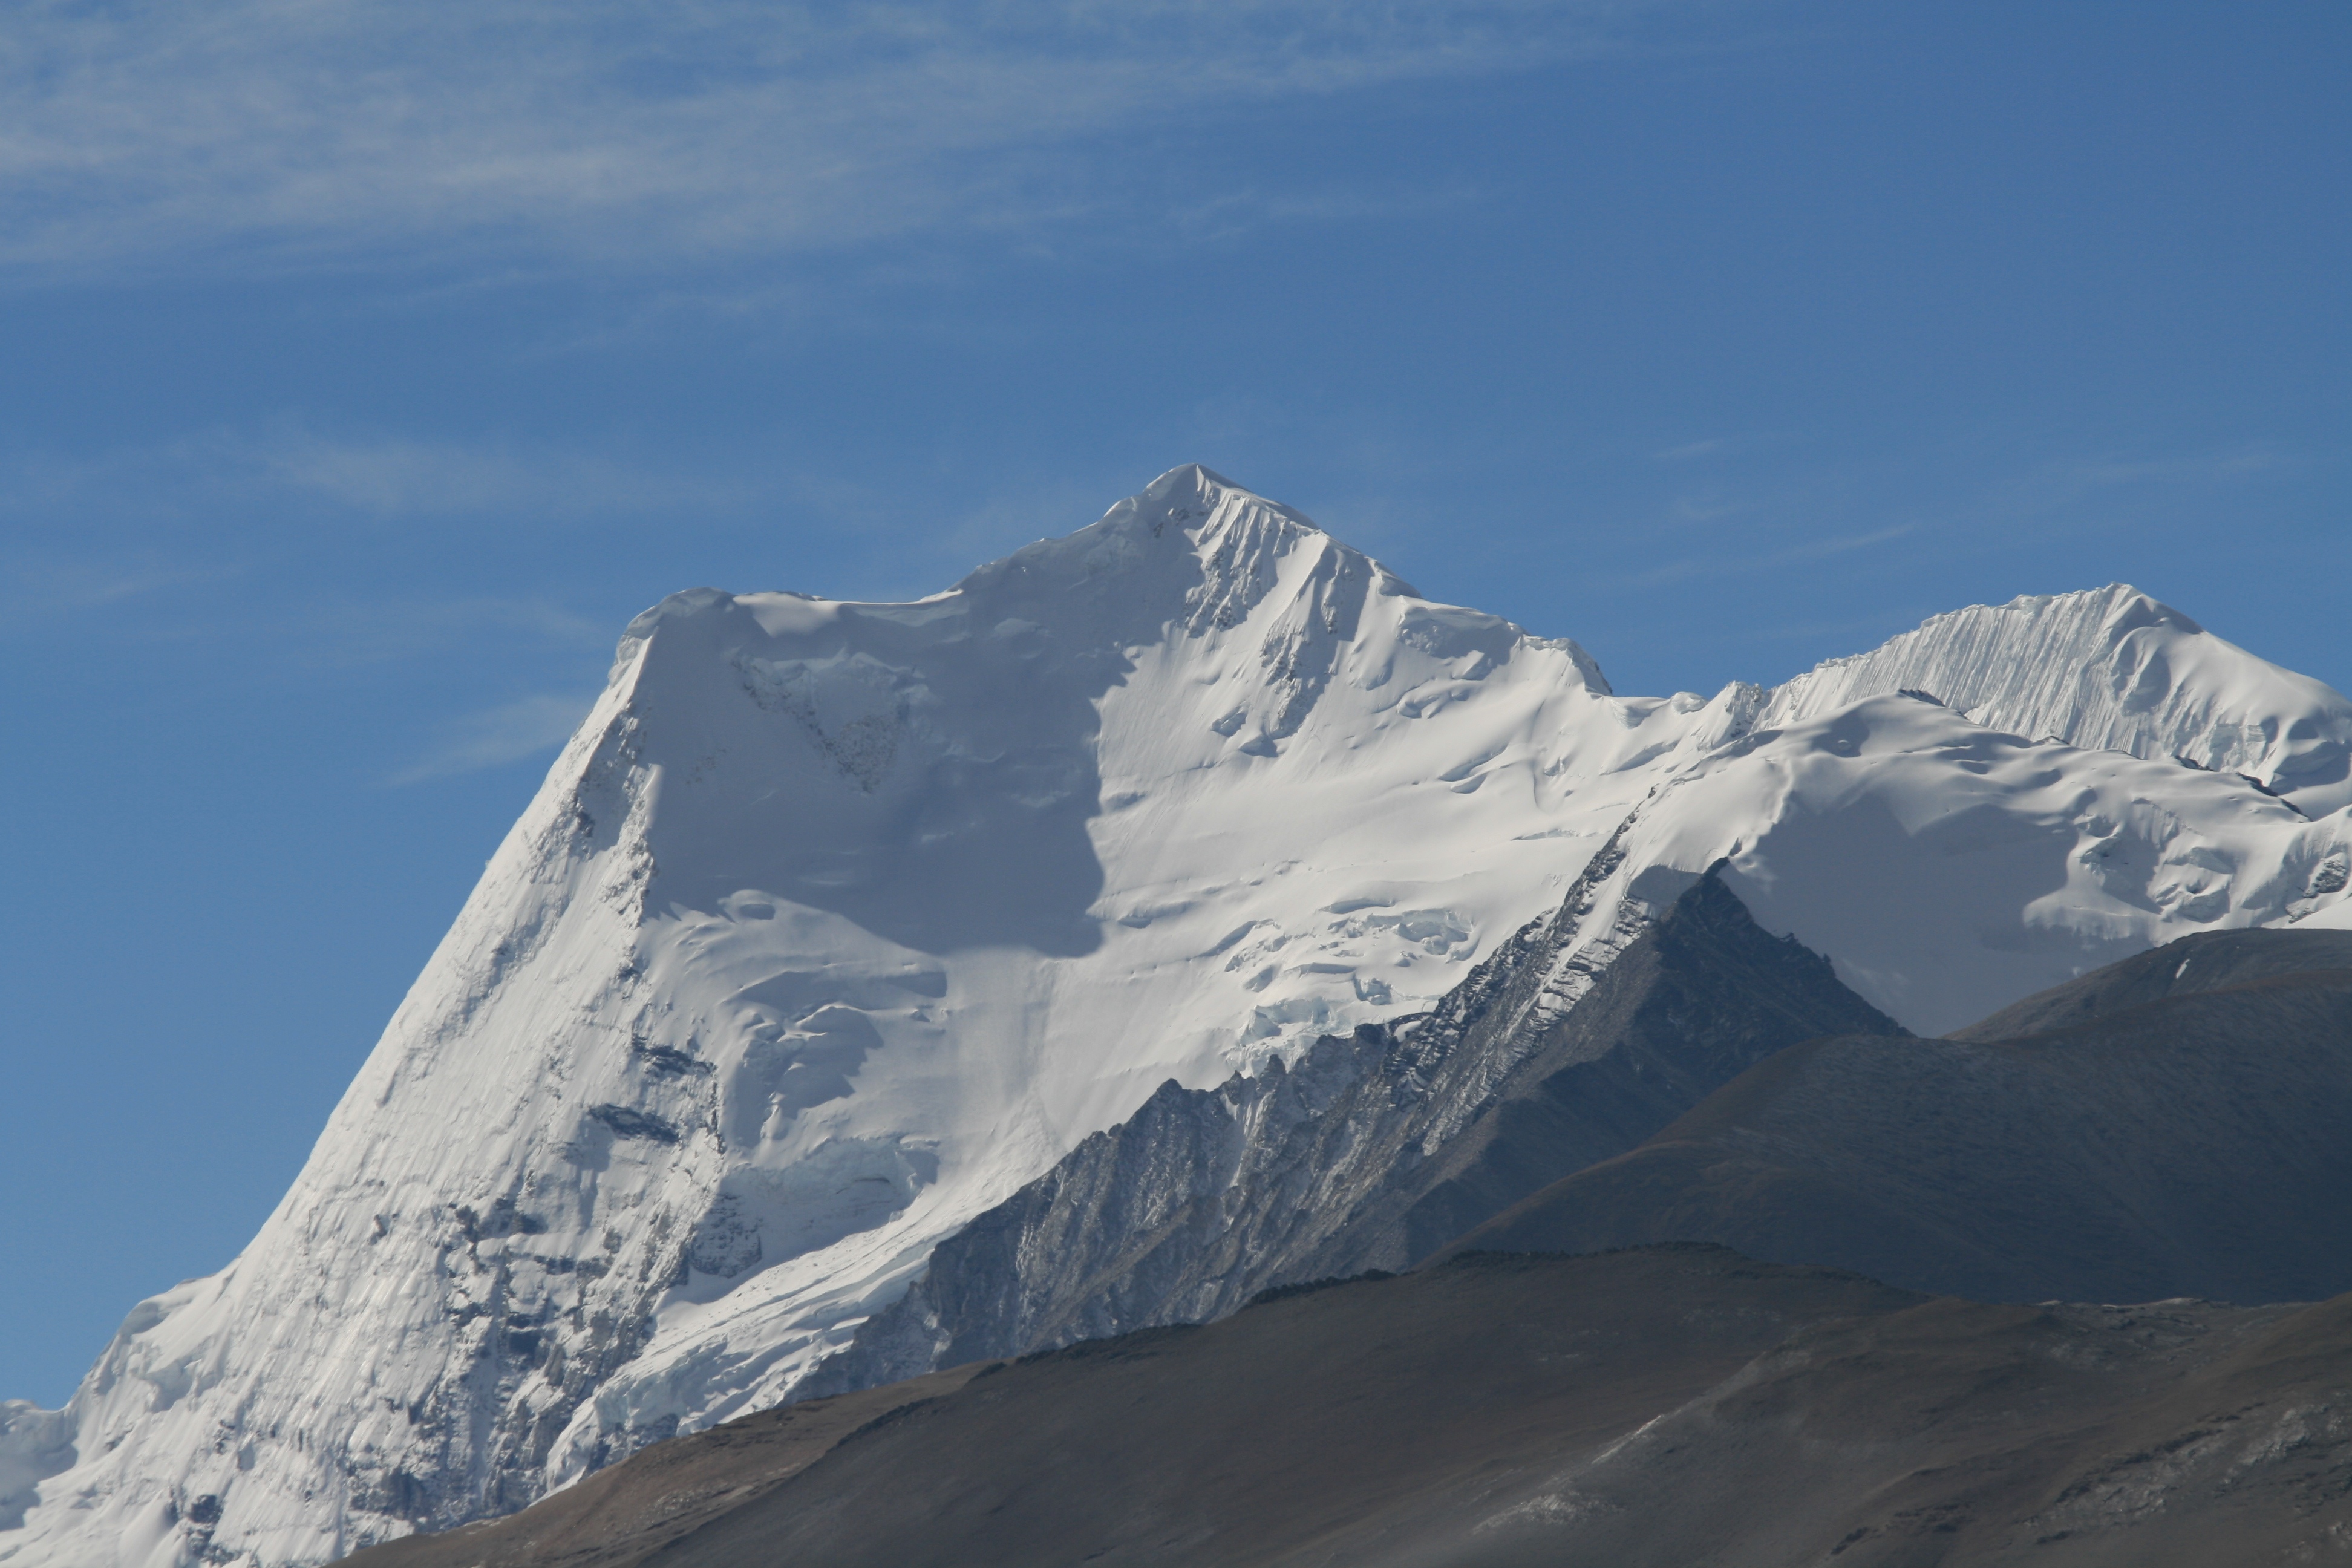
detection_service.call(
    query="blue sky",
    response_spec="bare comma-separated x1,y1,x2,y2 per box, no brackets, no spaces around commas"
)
1,1,2345,1404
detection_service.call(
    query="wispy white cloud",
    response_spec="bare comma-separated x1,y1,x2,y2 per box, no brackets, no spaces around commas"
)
0,421,755,525
0,1,1687,282
1647,431,1799,464
2024,445,2290,500
1618,521,1916,587
1670,492,1747,523
1607,433,2304,599
0,552,247,618
249,426,756,517
1651,437,1732,462
0,421,1161,654
296,595,611,668
1961,440,2301,534
1162,180,1481,244
1783,522,1912,560
391,691,596,784
1754,610,1930,643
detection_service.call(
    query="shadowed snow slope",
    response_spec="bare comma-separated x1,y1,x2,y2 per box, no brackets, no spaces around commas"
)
6,468,2351,1568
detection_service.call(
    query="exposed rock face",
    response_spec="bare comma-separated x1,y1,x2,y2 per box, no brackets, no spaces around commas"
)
1449,930,2352,1306
805,861,1902,1391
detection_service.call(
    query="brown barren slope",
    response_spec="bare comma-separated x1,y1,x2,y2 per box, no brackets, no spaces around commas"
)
339,1247,2352,1567
336,1364,982,1568
1446,963,2352,1304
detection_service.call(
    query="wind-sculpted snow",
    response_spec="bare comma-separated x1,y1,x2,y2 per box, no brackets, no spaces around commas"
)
8,466,2352,1568
1762,584,2352,814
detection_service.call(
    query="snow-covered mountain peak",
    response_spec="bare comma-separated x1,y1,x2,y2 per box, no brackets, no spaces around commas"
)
7,474,2348,1568
3,469,1694,1568
629,466,1333,634
907,462,1366,639
1762,584,2352,813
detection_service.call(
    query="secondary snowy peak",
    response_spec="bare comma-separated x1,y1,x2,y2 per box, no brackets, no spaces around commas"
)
1609,693,2348,1033
1761,584,2352,814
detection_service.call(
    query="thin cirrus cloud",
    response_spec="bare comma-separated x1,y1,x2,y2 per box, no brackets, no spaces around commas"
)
1618,521,1917,589
295,595,612,670
249,426,757,518
0,422,756,529
0,552,247,620
391,691,599,785
0,1,1682,279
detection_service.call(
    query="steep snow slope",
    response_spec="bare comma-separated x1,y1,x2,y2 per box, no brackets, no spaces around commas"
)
6,467,2350,1568
1762,584,2352,814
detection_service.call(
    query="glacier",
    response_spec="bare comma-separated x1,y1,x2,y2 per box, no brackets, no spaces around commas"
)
4,465,2349,1568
